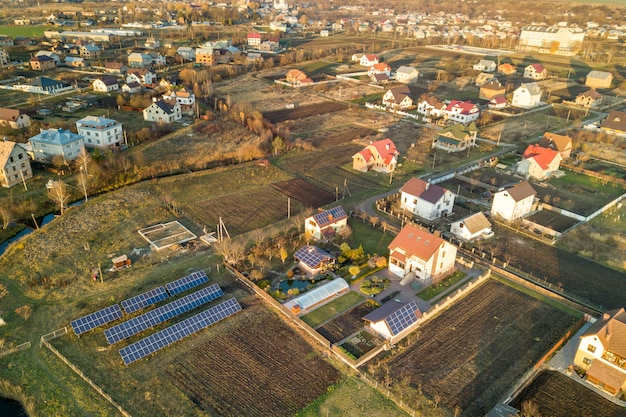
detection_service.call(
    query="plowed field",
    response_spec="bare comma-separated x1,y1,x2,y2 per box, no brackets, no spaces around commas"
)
271,178,335,207
263,102,347,123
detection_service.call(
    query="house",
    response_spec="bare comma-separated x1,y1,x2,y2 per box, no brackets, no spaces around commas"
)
395,66,419,84
498,63,516,75
65,57,86,68
433,123,478,153
195,47,217,67
511,82,542,108
121,82,141,94
417,95,446,119
79,43,101,59
320,30,329,37
444,100,480,124
351,53,364,62
517,144,562,180
0,49,8,67
382,85,414,109
13,77,71,95
304,206,349,241
0,141,32,188
148,52,166,67
524,63,547,80
0,36,14,47
473,59,496,72
537,132,573,159
247,32,261,46
352,138,399,173
126,69,156,86
76,115,123,149
450,212,492,242
368,62,391,77
92,76,119,93
363,300,422,340
573,308,626,397
479,80,506,100
142,100,182,124
600,110,626,135
491,181,537,221
162,88,195,115
359,54,379,67
0,108,30,129
585,70,613,89
387,223,457,285
399,177,455,221
293,245,336,275
127,52,152,68
269,21,287,32
488,95,508,109
176,46,195,62
105,61,128,74
30,55,56,71
285,69,310,85
29,128,85,164
575,89,602,107
35,50,60,65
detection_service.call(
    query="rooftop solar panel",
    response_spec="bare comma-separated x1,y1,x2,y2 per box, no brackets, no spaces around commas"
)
293,246,333,269
165,271,208,296
71,304,123,336
312,206,347,227
385,301,420,336
121,286,168,314
119,297,241,365
105,284,223,344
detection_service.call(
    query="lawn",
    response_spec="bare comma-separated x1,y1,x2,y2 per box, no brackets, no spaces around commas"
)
347,218,395,258
416,270,467,301
351,92,385,105
298,61,338,75
301,291,364,327
0,25,48,37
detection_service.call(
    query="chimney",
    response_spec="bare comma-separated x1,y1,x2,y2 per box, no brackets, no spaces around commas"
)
426,179,431,190
386,143,390,150
433,230,441,238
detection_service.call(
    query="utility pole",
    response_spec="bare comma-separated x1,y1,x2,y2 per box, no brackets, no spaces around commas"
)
287,197,291,219
19,170,27,191
31,213,39,230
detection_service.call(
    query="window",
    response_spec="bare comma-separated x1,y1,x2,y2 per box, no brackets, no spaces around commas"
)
18,153,23,159
587,344,596,353
582,357,592,365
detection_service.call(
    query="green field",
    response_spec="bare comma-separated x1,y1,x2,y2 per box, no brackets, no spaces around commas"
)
0,25,47,38
416,270,467,301
301,291,364,327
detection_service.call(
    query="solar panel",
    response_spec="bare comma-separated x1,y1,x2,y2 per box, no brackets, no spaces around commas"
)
105,284,223,344
293,246,332,269
385,301,420,336
313,206,347,226
119,297,241,365
121,286,169,314
165,271,208,296
71,304,123,336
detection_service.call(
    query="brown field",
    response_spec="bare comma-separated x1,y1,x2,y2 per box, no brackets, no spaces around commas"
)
526,210,580,233
263,101,347,123
316,301,377,344
371,279,578,417
168,298,341,417
271,178,335,207
511,370,626,417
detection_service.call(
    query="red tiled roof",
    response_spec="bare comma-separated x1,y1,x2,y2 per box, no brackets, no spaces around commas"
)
388,223,443,262
0,108,22,122
522,144,560,170
445,100,478,115
530,63,545,73
247,32,261,38
490,95,507,104
364,53,378,61
371,62,391,71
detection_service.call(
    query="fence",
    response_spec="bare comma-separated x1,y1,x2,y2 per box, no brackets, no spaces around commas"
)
40,327,68,346
40,338,132,417
0,341,31,359
364,103,421,120
533,316,586,370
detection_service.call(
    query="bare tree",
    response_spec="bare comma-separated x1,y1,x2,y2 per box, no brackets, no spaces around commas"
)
0,201,11,229
48,180,70,215
75,147,92,174
77,169,90,202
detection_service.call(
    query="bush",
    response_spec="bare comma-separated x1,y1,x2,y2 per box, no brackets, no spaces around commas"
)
360,275,390,295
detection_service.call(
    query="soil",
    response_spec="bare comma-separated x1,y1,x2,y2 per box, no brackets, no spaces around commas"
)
316,301,377,344
271,178,335,207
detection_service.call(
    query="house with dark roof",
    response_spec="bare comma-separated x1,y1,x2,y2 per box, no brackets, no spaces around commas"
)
417,95,446,119
449,212,492,241
105,61,128,75
537,132,573,159
479,80,506,100
432,123,478,153
382,85,415,109
0,141,32,188
29,55,56,71
0,108,30,129
585,70,613,89
142,99,182,124
600,110,626,135
399,177,455,221
92,76,119,93
574,308,626,396
352,138,399,173
517,144,562,180
13,77,71,95
304,206,349,241
122,82,142,94
575,89,602,108
524,63,547,80
363,300,422,340
293,245,336,275
491,181,537,221
387,223,457,284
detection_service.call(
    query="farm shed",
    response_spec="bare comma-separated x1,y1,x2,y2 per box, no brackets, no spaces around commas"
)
362,299,422,340
293,245,336,275
283,278,349,315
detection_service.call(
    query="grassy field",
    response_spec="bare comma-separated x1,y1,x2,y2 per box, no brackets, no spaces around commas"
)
347,218,395,258
301,291,364,327
416,270,467,301
0,25,48,37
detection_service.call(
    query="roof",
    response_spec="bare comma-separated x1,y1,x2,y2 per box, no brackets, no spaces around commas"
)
445,100,478,115
490,95,507,104
125,81,141,88
517,82,541,96
453,212,491,234
477,59,495,66
311,206,348,228
286,69,306,80
293,245,335,269
105,61,125,69
582,308,626,358
0,108,23,122
355,138,398,164
481,80,504,91
400,177,449,204
498,63,516,73
388,223,444,262
76,115,120,129
29,128,83,145
527,63,545,73
538,132,572,152
30,55,54,62
587,70,612,80
419,95,445,108
0,141,18,166
247,32,261,38
396,65,417,75
522,144,561,169
31,77,66,88
371,62,391,71
97,76,118,86
81,43,101,52
577,89,602,100
601,110,626,132
586,359,626,390
363,53,378,61
283,278,349,311
387,85,412,102
499,181,536,202
363,299,408,322
153,100,176,114
440,123,475,140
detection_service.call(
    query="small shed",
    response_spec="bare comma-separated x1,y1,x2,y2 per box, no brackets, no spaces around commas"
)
111,255,131,270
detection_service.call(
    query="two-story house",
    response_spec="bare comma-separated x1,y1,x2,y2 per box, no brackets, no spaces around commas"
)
517,144,562,180
432,123,478,153
382,85,415,110
444,100,480,124
359,54,378,67
247,32,261,47
395,66,419,84
537,132,573,159
142,100,182,124
600,110,626,136
127,52,152,68
76,116,123,149
304,206,349,241
416,95,446,119
29,55,56,71
92,76,119,93
126,69,156,86
79,43,101,59
491,181,537,221
399,177,455,221
524,63,547,80
352,138,399,173
0,141,32,188
0,108,30,129
162,89,195,116
511,82,542,108
29,128,85,164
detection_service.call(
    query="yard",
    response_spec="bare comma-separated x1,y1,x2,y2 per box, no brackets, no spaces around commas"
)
316,300,379,344
301,291,364,328
416,270,468,301
368,278,579,417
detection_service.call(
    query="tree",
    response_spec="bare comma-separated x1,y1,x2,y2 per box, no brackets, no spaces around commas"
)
75,147,92,174
48,180,70,215
51,154,66,172
0,201,11,229
279,246,288,263
77,169,90,202
349,265,360,278
549,41,560,55
272,136,285,156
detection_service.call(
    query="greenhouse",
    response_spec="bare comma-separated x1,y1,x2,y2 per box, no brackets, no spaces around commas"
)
283,278,350,315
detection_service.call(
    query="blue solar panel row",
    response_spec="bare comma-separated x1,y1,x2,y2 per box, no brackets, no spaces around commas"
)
121,286,169,314
165,271,208,296
385,301,420,336
105,284,224,344
71,305,123,336
119,297,241,365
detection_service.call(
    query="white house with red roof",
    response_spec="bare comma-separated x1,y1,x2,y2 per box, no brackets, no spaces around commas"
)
491,181,537,221
387,223,457,285
399,177,455,221
304,206,349,241
524,63,547,80
359,54,379,67
444,100,480,124
517,144,562,180
247,32,261,46
368,62,391,77
488,95,508,109
352,138,399,173
573,308,626,397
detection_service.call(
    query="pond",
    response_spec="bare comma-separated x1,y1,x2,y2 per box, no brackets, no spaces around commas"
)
277,279,314,292
0,397,27,416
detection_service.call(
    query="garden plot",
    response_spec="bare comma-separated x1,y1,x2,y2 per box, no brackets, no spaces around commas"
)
316,301,378,344
138,221,197,251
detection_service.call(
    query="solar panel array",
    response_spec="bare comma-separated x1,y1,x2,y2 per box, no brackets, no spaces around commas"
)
385,301,420,336
165,271,208,296
293,246,332,269
121,286,169,314
104,284,224,344
71,305,123,336
313,206,347,226
119,297,241,365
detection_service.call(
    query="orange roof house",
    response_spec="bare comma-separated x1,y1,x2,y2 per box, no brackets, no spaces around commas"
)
537,132,573,159
352,138,398,173
517,144,562,180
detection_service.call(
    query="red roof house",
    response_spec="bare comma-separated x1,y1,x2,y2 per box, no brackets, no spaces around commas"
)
517,144,562,180
352,138,399,173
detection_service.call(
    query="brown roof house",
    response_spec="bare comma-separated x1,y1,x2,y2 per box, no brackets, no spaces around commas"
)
0,108,30,129
575,89,603,108
491,181,537,221
399,177,455,221
285,69,311,85
600,110,626,135
0,140,32,188
382,85,415,110
449,212,493,242
30,55,55,71
574,308,626,396
387,223,457,286
537,132,573,159
479,80,506,100
352,138,399,173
